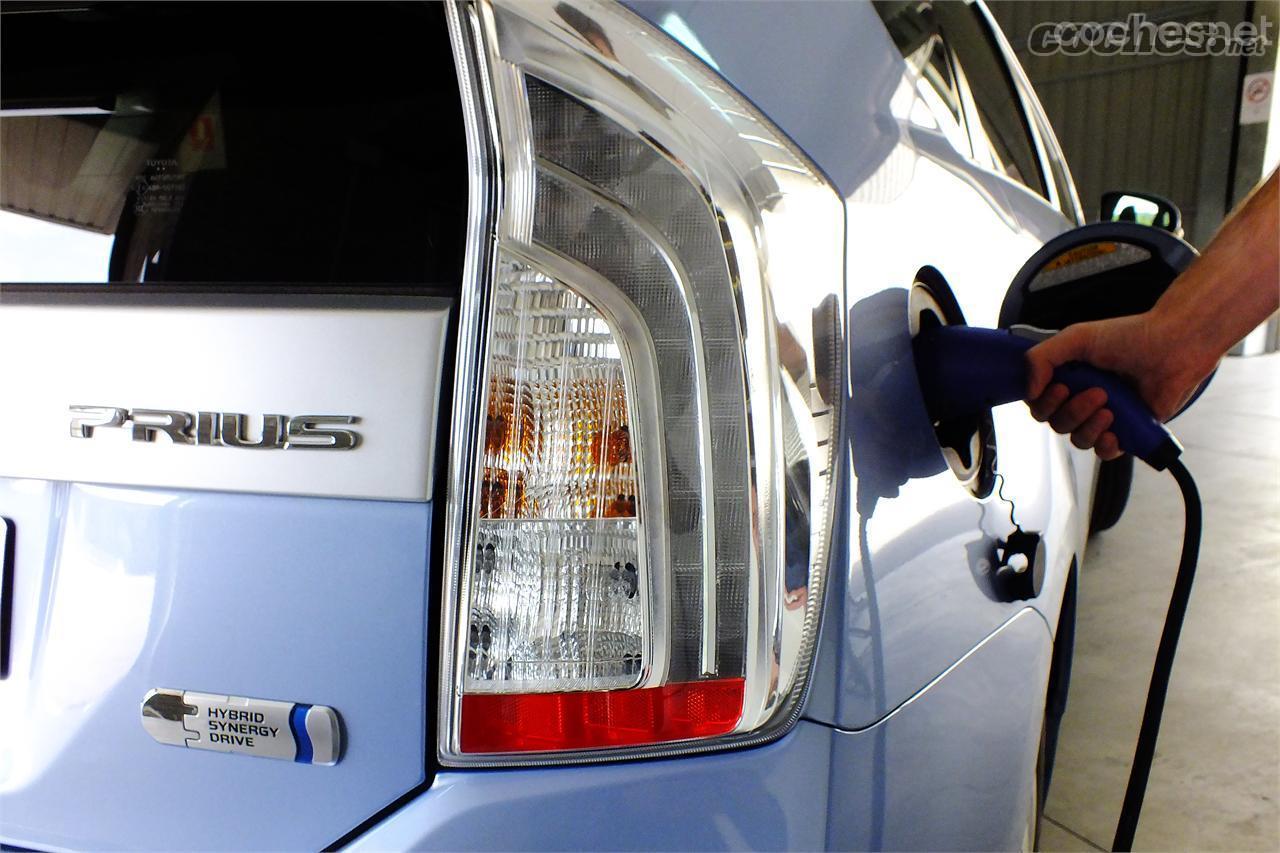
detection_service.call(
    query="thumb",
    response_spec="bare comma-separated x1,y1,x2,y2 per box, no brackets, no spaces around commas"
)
1025,324,1094,399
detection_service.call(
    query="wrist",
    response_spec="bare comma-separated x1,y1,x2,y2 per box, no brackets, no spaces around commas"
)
1147,280,1222,380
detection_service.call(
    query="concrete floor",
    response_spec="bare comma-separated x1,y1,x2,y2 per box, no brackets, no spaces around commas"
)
1040,352,1280,851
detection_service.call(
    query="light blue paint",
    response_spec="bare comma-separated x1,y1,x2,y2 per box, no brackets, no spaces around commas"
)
343,610,1049,851
347,721,835,851
825,608,1052,851
627,0,906,195
0,480,431,851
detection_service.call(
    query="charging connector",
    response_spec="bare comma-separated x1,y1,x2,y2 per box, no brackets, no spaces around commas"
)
913,325,1183,470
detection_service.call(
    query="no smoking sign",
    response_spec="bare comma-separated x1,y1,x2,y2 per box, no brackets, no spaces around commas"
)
1240,71,1274,125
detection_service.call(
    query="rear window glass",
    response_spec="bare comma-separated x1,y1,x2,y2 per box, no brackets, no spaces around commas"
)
0,2,467,287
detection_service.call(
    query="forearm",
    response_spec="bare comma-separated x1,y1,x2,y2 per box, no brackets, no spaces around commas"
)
1150,170,1280,375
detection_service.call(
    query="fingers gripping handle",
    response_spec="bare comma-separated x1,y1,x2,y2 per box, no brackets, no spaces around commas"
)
913,326,1183,470
1051,360,1184,468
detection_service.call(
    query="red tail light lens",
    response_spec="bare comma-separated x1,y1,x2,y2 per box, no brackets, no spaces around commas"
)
461,678,745,753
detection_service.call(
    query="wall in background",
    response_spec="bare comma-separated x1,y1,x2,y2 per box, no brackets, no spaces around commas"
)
990,0,1278,248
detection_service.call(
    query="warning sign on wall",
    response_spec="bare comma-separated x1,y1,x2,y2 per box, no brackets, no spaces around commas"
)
1240,71,1273,125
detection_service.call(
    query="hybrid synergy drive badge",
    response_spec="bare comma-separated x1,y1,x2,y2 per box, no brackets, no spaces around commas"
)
141,688,342,765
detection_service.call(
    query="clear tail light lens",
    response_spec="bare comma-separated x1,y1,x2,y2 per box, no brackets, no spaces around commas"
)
441,0,845,763
467,259,647,696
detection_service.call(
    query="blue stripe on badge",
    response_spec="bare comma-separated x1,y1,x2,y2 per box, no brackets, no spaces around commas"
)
290,703,314,764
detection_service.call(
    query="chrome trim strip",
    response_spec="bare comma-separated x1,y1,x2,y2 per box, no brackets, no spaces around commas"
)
0,516,12,680
974,0,1062,214
491,62,536,242
440,0,501,762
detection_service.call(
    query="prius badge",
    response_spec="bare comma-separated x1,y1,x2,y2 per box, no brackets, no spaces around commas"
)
69,406,360,450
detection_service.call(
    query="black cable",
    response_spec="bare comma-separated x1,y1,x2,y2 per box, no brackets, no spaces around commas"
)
1113,458,1202,851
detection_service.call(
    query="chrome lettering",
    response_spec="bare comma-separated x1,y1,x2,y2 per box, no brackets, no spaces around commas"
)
285,415,360,450
69,406,361,450
220,413,285,448
68,405,127,438
129,409,194,445
195,411,220,445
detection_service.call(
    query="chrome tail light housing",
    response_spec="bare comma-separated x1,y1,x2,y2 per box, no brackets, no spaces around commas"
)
441,0,845,764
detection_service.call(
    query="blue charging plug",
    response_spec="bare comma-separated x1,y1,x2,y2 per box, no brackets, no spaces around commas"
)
913,325,1183,470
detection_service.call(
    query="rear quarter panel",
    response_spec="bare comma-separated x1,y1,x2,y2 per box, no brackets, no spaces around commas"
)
630,0,1079,723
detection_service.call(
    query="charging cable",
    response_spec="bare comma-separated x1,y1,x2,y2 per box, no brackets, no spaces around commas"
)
1113,457,1201,851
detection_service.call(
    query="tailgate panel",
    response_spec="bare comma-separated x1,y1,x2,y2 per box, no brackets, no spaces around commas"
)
0,291,450,502
0,292,446,849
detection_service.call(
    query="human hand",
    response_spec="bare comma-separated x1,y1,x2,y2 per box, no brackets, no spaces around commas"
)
1025,172,1276,460
1024,312,1217,460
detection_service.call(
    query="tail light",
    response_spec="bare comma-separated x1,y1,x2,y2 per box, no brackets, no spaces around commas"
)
440,0,844,764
